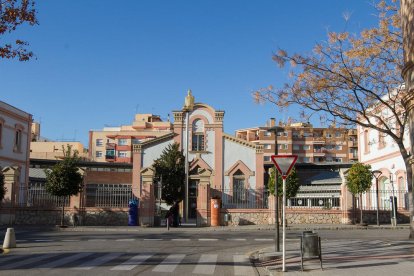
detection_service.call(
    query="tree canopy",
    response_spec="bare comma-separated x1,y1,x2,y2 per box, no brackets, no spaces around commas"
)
268,167,300,199
45,145,83,198
0,0,38,61
153,143,185,205
346,162,373,196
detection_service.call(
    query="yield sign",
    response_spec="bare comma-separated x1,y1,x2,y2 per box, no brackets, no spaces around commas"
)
271,155,298,179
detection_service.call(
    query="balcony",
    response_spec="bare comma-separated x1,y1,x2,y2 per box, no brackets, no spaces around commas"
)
105,155,116,161
106,143,116,149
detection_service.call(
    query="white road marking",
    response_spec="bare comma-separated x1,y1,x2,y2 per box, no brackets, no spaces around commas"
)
255,238,274,241
199,238,218,241
171,238,190,241
111,254,153,271
233,255,255,275
152,254,186,273
228,238,246,241
42,252,94,268
144,238,163,241
34,239,54,242
116,239,135,242
74,252,123,270
193,254,218,275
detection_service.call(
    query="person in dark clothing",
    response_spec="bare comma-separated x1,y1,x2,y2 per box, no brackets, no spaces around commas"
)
171,202,180,227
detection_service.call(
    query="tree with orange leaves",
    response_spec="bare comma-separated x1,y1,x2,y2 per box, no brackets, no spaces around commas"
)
0,0,37,61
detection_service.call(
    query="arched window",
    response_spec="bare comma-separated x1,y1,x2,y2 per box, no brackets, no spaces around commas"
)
233,170,246,201
192,119,205,151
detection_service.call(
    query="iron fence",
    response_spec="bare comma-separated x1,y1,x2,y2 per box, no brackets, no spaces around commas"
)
358,189,409,211
85,184,138,208
287,188,341,209
218,188,269,209
27,182,70,208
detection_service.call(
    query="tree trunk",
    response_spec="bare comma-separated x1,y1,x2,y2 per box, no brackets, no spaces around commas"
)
352,194,356,224
404,158,414,239
360,194,363,225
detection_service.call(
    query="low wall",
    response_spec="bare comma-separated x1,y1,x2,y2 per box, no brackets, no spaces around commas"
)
0,207,132,226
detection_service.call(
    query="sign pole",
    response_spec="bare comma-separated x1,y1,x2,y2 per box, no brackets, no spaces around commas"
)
282,176,286,272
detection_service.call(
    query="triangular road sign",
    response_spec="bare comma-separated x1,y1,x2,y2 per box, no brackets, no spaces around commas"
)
271,155,298,179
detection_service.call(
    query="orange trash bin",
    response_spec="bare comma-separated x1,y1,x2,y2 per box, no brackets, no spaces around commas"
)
211,198,221,226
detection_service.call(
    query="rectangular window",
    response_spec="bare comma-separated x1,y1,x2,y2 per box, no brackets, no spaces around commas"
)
292,132,299,138
293,144,300,150
106,149,115,159
278,144,288,150
233,177,246,201
335,145,342,150
132,138,141,144
303,132,313,137
326,133,332,138
14,129,22,152
303,145,310,150
118,151,128,157
264,156,271,162
264,131,272,137
335,158,342,162
303,157,310,163
335,132,342,138
192,133,205,151
96,139,103,146
264,144,272,150
96,151,103,158
118,138,128,146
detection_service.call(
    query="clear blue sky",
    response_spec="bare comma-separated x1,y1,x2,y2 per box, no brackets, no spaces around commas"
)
1,0,380,147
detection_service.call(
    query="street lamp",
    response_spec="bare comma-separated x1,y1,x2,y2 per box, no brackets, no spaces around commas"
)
390,173,397,227
183,90,194,223
266,125,282,252
371,170,382,226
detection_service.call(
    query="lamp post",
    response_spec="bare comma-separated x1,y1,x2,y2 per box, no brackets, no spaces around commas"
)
390,173,397,227
266,125,281,252
183,90,194,223
372,170,382,226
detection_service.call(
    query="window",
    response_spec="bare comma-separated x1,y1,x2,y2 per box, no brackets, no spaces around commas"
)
106,149,115,159
192,119,205,151
264,131,271,137
264,144,272,150
303,145,310,150
335,145,342,150
118,138,128,146
303,132,313,137
334,158,342,162
278,144,288,150
326,133,332,138
326,157,333,162
233,170,246,201
293,144,300,150
335,132,342,138
292,132,299,138
96,139,103,146
14,129,22,152
118,151,128,157
303,157,310,163
132,138,141,144
264,156,271,162
96,151,103,158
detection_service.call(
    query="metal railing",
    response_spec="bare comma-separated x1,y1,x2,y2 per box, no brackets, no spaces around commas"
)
358,189,409,211
218,188,269,209
85,184,138,208
27,182,70,208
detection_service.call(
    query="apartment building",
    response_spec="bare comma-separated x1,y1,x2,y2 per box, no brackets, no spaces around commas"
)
235,118,358,165
89,114,172,163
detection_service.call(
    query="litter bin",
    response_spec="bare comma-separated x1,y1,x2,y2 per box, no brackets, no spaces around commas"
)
224,213,231,225
300,231,323,271
128,199,139,226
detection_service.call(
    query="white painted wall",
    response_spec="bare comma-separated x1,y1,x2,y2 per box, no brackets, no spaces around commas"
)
191,109,213,124
223,139,256,189
142,139,174,167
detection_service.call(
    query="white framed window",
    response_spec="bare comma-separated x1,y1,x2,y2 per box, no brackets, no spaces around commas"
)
96,151,103,158
264,131,272,137
264,144,272,150
118,138,128,146
118,151,128,157
293,144,300,150
14,129,22,152
303,145,311,150
278,144,288,150
96,139,103,146
192,119,205,151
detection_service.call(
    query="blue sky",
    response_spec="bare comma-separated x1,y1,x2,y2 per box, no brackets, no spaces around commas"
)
1,0,380,146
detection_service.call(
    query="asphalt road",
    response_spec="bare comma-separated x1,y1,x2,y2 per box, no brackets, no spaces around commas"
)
0,228,410,275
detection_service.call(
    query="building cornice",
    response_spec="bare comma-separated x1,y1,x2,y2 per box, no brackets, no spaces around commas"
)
132,132,176,153
223,133,263,153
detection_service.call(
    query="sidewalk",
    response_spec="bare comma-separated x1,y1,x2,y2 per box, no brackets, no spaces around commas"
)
252,232,414,276
0,223,410,233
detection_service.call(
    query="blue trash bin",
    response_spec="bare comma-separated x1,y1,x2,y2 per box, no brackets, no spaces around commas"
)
128,199,139,226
